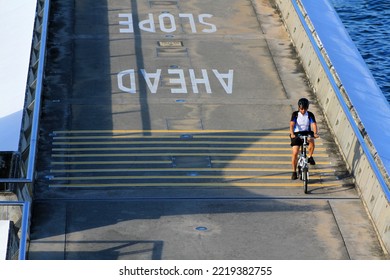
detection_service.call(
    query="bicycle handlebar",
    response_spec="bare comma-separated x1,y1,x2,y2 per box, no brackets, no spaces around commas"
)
295,134,319,139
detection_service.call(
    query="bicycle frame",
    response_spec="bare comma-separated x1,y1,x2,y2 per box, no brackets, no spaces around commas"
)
297,135,309,193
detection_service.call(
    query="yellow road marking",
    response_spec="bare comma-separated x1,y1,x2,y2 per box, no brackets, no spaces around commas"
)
53,135,292,140
50,160,332,165
211,160,331,165
52,146,327,152
53,129,290,134
49,182,343,188
48,130,338,190
51,152,329,157
51,160,172,165
52,141,296,146
50,167,335,173
48,130,338,189
49,175,322,180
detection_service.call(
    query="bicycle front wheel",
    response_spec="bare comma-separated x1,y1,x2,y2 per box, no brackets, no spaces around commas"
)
302,167,308,194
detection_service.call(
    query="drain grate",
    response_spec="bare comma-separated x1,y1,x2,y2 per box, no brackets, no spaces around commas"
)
149,0,178,7
156,47,188,57
156,40,186,57
158,41,183,47
172,156,211,168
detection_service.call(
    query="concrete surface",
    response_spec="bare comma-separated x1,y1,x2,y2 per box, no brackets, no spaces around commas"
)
27,0,387,259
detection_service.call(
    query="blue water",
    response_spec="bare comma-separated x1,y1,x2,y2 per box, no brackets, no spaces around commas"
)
330,0,390,103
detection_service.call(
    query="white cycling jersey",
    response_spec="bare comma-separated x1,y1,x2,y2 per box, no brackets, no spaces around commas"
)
291,111,316,133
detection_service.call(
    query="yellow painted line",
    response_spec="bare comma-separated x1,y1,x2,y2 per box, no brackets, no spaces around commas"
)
53,129,290,134
211,160,332,165
51,160,171,165
50,160,331,166
52,146,327,152
51,152,329,157
49,175,321,180
52,141,296,146
53,135,292,140
49,182,343,188
50,167,335,173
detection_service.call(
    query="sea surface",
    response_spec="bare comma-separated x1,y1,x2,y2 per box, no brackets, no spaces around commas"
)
330,0,390,103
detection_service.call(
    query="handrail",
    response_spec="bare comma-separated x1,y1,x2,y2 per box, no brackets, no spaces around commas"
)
0,179,32,183
26,0,50,181
19,201,31,260
0,0,50,184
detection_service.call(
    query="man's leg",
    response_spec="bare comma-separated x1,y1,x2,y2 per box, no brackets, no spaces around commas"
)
292,146,300,172
308,138,316,165
308,138,315,157
291,146,300,179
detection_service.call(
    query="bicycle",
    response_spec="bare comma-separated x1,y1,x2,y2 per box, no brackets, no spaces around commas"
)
296,135,310,194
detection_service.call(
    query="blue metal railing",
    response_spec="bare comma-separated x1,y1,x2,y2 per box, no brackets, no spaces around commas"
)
26,0,50,182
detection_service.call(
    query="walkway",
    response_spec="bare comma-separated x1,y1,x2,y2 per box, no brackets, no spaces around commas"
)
27,0,386,259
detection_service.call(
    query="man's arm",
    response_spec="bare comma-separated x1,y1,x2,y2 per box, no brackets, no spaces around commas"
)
311,122,319,138
290,121,296,138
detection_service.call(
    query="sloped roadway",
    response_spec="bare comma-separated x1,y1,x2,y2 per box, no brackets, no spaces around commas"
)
28,0,386,259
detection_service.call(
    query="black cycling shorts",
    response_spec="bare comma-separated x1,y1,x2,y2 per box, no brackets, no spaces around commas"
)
290,131,314,147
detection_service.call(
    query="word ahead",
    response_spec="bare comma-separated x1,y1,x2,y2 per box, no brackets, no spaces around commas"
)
118,69,234,94
119,13,217,33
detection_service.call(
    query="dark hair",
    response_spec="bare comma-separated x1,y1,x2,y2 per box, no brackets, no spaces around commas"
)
298,98,309,109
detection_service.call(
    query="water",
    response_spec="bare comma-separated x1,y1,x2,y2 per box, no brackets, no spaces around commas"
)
330,0,390,103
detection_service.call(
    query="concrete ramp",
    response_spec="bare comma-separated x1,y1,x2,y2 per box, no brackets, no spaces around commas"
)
27,0,387,260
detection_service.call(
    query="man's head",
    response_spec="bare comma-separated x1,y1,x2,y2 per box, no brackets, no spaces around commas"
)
298,98,309,110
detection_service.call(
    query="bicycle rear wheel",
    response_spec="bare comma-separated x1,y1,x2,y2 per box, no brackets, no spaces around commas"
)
302,167,308,194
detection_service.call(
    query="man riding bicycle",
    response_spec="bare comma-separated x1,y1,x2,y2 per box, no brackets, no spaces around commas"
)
290,98,319,180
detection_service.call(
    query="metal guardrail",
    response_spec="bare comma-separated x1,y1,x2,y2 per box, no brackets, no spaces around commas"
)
0,0,50,260
0,0,50,186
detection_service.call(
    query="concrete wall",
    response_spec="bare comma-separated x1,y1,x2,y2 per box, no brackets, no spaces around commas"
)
274,0,390,253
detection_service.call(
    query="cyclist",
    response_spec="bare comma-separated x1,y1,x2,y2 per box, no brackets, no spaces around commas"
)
290,98,319,180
